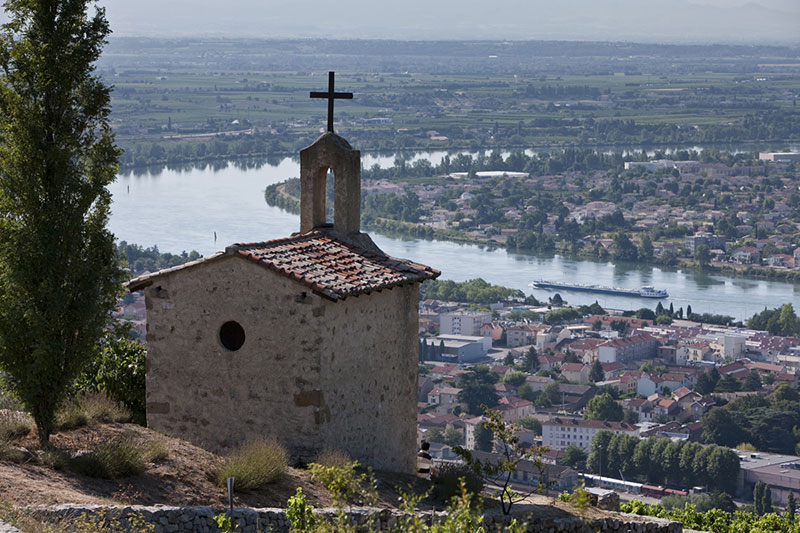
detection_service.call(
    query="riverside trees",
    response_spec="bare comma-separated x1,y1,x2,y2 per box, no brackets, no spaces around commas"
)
0,0,122,446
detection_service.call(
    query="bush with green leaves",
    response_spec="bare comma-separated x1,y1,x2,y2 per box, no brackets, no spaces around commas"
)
455,406,552,515
76,325,147,425
433,462,485,504
216,438,288,491
621,499,799,533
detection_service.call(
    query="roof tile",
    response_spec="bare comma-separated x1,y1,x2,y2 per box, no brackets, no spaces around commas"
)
127,230,440,300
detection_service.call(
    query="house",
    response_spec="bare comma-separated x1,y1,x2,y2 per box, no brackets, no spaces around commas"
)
622,398,654,423
690,397,716,420
653,398,681,421
525,374,555,392
556,384,597,411
637,373,658,397
427,386,462,415
418,376,435,403
767,254,793,268
507,324,540,347
600,361,626,378
539,353,565,371
566,337,605,363
126,131,439,473
560,362,590,384
440,311,493,336
733,246,761,264
597,334,657,363
471,451,579,491
686,342,712,362
542,417,639,452
480,321,505,342
496,395,534,423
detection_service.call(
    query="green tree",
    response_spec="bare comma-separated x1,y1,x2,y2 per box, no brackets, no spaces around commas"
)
457,366,500,415
754,481,766,515
516,382,536,401
502,370,527,387
444,426,464,447
426,427,445,443
0,0,123,446
743,370,762,391
75,323,146,424
701,408,744,448
473,420,493,452
584,393,624,421
516,416,542,435
763,484,773,514
558,445,588,468
524,347,539,372
695,244,711,267
587,430,614,475
787,491,796,519
589,359,605,383
536,382,560,408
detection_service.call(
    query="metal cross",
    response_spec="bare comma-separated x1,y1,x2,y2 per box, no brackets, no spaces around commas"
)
310,71,353,133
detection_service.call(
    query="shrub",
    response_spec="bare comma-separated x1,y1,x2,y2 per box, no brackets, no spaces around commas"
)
0,440,25,463
216,438,288,491
69,435,167,479
314,448,351,468
55,392,131,430
432,462,484,504
76,328,147,425
0,410,33,441
308,460,376,507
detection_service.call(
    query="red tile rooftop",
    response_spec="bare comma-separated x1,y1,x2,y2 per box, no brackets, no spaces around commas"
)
128,230,440,301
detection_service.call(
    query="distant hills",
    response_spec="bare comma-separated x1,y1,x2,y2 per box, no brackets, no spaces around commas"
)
90,0,799,45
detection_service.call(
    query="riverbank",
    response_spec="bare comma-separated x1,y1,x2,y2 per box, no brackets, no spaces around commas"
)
265,182,800,289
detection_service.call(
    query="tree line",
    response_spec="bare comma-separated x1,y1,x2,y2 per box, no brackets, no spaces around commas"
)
588,431,740,494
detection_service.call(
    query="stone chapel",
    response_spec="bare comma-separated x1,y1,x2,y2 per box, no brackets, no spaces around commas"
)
128,131,439,473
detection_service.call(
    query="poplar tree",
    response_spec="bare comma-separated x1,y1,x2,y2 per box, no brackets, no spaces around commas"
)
0,0,122,446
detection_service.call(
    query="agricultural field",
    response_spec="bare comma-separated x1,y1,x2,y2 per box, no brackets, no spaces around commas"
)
97,39,800,167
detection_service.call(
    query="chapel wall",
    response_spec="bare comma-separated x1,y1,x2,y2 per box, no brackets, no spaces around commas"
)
318,283,420,473
143,256,324,457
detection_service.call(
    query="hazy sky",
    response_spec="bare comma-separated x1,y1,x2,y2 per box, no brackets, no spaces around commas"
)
3,1,799,44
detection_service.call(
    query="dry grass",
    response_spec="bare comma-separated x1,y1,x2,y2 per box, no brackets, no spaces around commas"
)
0,409,33,441
314,448,352,468
55,392,131,430
216,438,288,492
68,435,168,479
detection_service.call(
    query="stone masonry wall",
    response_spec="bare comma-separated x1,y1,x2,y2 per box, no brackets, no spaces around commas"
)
144,256,323,457
143,255,419,472
27,505,684,533
318,283,419,473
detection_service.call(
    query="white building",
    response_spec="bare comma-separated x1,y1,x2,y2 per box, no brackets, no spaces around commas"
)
439,311,492,336
542,416,639,452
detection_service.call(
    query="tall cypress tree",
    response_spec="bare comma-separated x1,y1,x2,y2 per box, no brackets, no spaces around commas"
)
787,491,796,519
0,0,122,446
763,485,773,514
754,481,765,515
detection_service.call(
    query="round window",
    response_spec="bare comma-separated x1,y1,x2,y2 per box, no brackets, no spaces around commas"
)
219,321,245,351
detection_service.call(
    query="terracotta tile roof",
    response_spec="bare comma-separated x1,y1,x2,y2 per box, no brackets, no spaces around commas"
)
128,230,440,301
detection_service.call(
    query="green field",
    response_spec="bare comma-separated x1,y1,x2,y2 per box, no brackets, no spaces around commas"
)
99,39,800,167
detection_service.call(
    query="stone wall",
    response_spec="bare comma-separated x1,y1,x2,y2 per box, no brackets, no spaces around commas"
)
144,256,323,458
27,504,684,533
142,254,419,472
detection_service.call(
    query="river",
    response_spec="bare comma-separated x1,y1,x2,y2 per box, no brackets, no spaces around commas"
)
109,149,800,322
